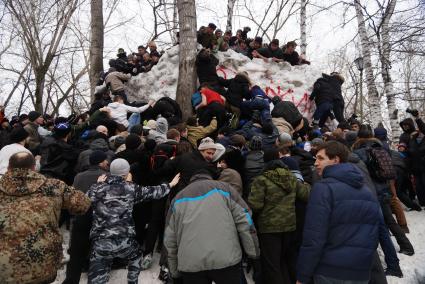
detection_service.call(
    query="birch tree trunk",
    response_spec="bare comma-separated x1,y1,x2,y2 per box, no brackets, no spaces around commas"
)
300,0,307,55
89,0,104,101
175,0,197,120
226,0,237,32
354,0,382,125
378,0,400,142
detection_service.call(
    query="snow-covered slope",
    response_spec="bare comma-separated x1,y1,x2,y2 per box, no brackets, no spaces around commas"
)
126,46,322,118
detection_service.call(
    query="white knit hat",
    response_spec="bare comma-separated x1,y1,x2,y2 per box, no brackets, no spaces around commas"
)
110,158,130,176
198,137,217,151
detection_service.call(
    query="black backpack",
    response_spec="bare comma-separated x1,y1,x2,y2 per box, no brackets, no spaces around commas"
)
365,145,396,182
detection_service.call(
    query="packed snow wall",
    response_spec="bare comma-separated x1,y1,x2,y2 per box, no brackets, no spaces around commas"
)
126,46,323,118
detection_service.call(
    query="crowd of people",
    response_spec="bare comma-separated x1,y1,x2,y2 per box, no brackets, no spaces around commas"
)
0,22,424,284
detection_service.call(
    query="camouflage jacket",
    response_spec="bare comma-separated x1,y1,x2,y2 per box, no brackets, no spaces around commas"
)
87,175,170,241
0,169,91,284
248,160,310,234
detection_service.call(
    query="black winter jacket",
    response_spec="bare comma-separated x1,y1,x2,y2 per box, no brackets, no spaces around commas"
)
196,53,220,85
219,75,251,108
309,74,343,106
271,97,303,128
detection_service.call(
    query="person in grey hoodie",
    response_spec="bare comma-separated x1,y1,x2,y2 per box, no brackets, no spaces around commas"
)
147,117,168,144
164,170,260,283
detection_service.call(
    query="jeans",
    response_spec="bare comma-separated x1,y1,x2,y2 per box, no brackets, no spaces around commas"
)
378,210,399,271
128,113,141,131
314,275,368,284
313,101,333,126
379,196,413,252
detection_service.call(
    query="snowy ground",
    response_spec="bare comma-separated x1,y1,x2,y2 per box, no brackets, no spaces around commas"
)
53,210,425,283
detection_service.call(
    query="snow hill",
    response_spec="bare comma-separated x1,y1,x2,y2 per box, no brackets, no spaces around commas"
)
126,46,323,118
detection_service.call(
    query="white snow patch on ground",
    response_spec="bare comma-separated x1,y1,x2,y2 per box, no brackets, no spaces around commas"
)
54,211,425,283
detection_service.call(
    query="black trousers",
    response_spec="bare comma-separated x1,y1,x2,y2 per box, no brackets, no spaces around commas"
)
133,201,152,246
144,196,167,255
62,213,92,284
198,102,227,129
181,262,241,284
369,251,388,284
380,196,413,252
259,231,298,284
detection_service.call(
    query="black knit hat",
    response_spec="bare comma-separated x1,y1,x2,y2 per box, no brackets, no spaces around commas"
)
89,150,107,165
125,134,142,150
10,127,29,143
28,111,42,122
249,136,263,151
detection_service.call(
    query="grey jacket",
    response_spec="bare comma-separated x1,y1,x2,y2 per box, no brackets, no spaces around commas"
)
164,174,260,277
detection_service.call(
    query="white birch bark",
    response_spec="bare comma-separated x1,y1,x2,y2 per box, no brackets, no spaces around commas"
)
226,0,237,32
354,0,383,125
300,0,307,55
379,0,401,142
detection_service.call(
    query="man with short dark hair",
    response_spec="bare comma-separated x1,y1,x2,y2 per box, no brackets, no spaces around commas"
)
198,23,218,49
296,141,380,284
0,152,90,284
24,111,44,153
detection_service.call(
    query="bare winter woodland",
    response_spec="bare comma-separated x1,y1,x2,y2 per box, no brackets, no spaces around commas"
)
0,0,424,141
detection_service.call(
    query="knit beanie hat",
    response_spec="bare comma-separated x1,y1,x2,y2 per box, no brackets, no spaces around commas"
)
212,143,226,162
125,134,142,150
28,111,42,122
198,137,217,151
10,127,29,143
110,158,130,176
374,127,388,141
89,150,107,165
249,136,263,151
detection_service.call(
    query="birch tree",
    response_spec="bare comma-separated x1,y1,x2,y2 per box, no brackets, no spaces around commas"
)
376,0,400,140
175,0,197,120
89,0,104,100
354,0,382,125
300,0,307,55
226,0,237,32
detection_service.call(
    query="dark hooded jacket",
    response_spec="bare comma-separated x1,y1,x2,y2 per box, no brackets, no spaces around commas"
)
399,118,415,145
309,74,343,106
219,75,251,108
297,163,380,283
271,97,303,128
196,52,220,85
40,136,80,185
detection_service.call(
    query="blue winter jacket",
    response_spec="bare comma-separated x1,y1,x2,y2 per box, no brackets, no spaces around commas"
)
297,163,380,283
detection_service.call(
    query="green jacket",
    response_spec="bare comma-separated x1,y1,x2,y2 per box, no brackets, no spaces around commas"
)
248,160,310,234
